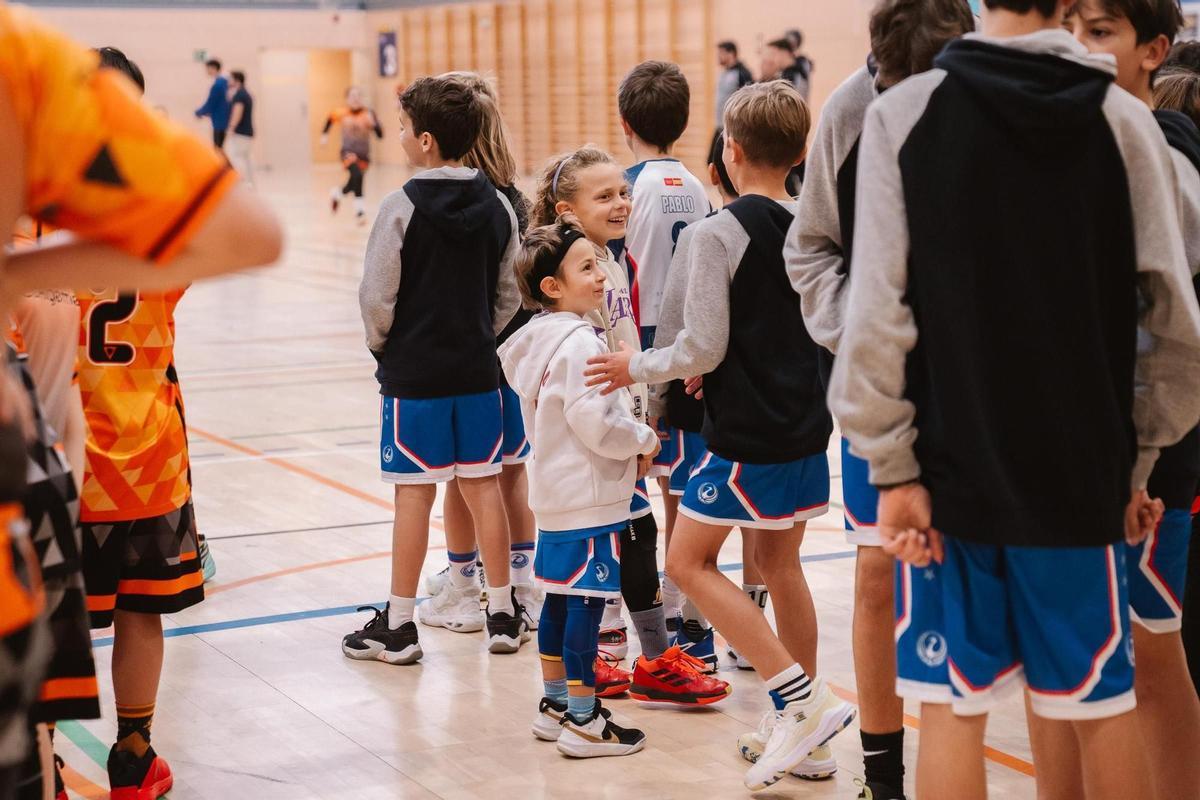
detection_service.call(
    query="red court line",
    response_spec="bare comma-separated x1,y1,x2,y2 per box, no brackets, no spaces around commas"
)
62,765,108,798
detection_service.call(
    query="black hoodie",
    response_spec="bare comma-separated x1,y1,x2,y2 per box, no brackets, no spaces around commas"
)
359,166,520,399
829,31,1200,548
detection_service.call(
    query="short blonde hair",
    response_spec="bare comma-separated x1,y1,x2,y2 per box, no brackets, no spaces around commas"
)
443,71,518,188
723,81,810,169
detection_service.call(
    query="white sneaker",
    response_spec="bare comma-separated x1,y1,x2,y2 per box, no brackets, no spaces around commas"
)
532,697,568,741
598,625,629,661
556,702,646,758
423,565,450,596
516,582,543,631
743,678,857,790
418,582,484,632
727,646,754,671
738,712,837,779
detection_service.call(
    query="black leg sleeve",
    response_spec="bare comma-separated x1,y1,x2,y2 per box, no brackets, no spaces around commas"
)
620,514,661,613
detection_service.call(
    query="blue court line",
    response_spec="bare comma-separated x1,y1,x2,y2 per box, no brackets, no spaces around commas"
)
88,551,857,649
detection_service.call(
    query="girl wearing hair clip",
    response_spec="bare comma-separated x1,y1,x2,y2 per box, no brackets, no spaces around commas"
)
498,222,661,757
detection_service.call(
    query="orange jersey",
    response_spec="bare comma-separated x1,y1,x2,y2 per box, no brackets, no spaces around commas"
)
0,4,237,263
77,289,189,522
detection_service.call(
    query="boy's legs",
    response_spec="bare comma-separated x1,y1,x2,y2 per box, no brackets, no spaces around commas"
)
1130,625,1200,798
111,610,162,755
389,483,437,602
455,475,512,608
1073,711,1152,800
752,525,816,675
1024,696,1082,800
499,465,539,623
915,704,987,800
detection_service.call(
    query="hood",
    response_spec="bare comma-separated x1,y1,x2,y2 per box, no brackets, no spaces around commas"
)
1155,109,1200,176
499,312,595,401
403,167,497,234
934,30,1114,151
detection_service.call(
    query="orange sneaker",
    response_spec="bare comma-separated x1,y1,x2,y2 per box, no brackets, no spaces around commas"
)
631,645,732,705
596,656,633,697
107,745,173,800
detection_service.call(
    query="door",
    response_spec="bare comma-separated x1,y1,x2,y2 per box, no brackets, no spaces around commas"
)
258,49,311,172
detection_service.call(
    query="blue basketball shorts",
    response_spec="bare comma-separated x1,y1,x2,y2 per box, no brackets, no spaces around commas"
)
630,478,652,520
895,536,1134,720
841,437,881,546
649,416,676,479
679,451,830,530
378,390,503,484
534,522,624,599
500,381,530,465
668,430,709,496
1127,507,1192,633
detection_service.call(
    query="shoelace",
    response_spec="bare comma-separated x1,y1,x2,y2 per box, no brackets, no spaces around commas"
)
662,647,706,677
355,605,387,630
596,647,622,665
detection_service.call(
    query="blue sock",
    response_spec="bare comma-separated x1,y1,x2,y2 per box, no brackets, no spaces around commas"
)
543,678,568,704
567,693,595,724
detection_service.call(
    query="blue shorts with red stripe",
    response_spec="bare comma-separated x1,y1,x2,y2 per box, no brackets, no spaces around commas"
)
895,536,1134,720
668,430,708,496
500,381,530,465
1127,507,1192,633
841,437,880,546
630,478,652,519
535,522,624,599
379,390,503,484
679,451,829,530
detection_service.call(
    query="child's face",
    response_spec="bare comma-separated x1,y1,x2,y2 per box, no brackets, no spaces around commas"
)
557,163,631,244
347,87,364,110
398,108,429,168
543,238,607,316
1067,1,1165,95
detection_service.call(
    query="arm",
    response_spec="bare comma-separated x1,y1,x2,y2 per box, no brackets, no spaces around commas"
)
62,382,84,495
228,99,244,133
628,224,731,384
826,103,921,487
785,105,849,353
491,194,522,336
645,225,694,417
1117,106,1200,490
5,184,282,293
359,191,411,354
195,81,221,118
561,341,659,461
372,110,383,139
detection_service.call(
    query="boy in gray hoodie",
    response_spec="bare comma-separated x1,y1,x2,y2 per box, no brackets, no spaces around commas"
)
500,221,660,758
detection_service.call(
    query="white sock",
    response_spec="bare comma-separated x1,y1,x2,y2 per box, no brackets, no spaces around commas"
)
601,597,626,630
354,197,366,215
682,598,708,629
330,187,340,201
510,543,535,586
448,551,478,591
488,582,514,615
766,662,813,709
662,575,684,618
388,595,415,629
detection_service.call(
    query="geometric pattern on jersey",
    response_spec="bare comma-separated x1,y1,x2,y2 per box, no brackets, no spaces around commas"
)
8,344,99,722
329,107,378,164
378,390,503,484
81,500,203,629
1127,507,1192,633
680,451,831,530
77,289,191,522
534,523,624,599
0,4,238,264
841,437,881,547
895,539,1135,721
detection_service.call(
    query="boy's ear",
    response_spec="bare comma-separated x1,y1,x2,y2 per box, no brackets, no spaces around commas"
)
708,162,721,188
726,136,744,165
1144,34,1171,75
620,118,633,137
792,146,808,168
539,275,562,301
420,131,434,154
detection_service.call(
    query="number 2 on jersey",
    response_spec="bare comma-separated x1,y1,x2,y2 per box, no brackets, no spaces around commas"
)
86,293,138,365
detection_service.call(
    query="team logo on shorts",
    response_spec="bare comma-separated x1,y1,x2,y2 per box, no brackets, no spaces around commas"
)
697,482,719,505
511,553,529,569
382,445,395,463
594,562,610,583
917,631,947,668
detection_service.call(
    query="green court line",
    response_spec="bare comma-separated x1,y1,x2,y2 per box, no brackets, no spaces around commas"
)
57,719,111,770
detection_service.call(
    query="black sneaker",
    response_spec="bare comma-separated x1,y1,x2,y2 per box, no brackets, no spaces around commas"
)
107,745,173,800
486,588,528,654
53,754,65,799
341,605,422,664
556,700,646,758
856,779,906,800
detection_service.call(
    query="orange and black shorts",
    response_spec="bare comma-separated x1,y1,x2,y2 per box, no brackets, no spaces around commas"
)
81,500,204,629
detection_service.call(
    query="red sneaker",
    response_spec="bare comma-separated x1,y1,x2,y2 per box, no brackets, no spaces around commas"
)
595,656,633,697
631,645,732,705
107,745,173,800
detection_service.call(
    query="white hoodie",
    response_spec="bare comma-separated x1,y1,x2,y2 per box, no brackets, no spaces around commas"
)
499,311,659,532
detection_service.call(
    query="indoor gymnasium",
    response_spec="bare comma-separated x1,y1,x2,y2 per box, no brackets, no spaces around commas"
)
2,0,1200,798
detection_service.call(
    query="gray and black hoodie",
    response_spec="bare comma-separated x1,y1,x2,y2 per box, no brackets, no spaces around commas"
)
359,166,521,398
829,30,1200,548
631,195,832,463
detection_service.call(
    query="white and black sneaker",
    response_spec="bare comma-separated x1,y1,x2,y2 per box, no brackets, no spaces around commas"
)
341,605,422,665
532,697,612,742
516,582,543,631
423,564,450,596
557,701,646,758
485,588,529,654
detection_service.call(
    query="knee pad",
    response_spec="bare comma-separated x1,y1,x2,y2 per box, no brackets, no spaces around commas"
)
621,516,662,612
537,593,567,660
562,595,604,685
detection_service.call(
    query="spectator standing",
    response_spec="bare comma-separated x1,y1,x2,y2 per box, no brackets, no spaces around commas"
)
227,70,254,184
194,58,230,149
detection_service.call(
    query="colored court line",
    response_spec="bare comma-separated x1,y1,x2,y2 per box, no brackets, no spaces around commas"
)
57,720,112,798
207,519,394,541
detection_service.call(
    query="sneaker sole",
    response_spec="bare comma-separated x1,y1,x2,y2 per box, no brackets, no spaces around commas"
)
487,634,523,654
597,681,631,698
418,614,484,633
556,734,646,758
532,716,563,741
738,742,837,780
743,702,857,791
629,684,731,705
109,765,172,800
341,641,423,665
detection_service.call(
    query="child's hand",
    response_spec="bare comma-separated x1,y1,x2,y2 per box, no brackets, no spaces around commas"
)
584,341,636,395
878,481,942,567
684,375,704,400
1125,489,1164,546
637,453,653,479
648,416,670,442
